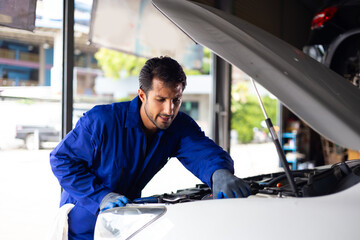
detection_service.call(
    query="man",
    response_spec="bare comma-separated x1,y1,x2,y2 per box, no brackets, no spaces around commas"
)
50,56,250,239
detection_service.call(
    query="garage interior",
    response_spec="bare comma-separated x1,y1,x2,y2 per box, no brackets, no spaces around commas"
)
1,1,360,239
0,0,356,170
50,0,359,172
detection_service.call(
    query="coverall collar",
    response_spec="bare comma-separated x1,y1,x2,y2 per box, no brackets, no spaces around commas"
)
125,96,143,129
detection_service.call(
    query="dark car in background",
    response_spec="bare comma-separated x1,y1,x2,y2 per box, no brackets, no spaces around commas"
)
303,0,360,88
302,0,360,161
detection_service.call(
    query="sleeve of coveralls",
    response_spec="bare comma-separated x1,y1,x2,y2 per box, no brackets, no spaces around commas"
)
50,112,111,215
174,116,234,188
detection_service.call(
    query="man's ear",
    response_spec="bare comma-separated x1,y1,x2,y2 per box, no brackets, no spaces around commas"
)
138,88,146,103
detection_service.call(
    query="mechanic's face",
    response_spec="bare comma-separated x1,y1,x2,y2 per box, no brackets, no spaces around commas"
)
139,78,183,133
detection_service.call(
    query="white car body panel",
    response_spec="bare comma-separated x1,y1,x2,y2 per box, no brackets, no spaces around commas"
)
133,183,360,240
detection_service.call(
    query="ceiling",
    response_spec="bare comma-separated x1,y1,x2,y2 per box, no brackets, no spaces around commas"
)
190,0,321,49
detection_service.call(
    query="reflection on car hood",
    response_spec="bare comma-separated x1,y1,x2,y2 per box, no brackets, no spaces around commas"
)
152,0,360,150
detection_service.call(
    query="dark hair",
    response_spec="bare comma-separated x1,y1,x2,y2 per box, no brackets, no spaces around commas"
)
139,56,187,93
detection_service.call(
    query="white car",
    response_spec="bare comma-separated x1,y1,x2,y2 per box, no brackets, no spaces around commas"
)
94,0,360,239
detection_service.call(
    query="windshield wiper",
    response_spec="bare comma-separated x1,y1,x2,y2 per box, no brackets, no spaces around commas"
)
250,78,299,197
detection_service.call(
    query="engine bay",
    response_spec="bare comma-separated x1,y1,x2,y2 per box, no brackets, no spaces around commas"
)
134,160,360,204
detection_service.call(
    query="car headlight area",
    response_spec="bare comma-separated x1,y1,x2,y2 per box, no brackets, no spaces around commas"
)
95,206,166,240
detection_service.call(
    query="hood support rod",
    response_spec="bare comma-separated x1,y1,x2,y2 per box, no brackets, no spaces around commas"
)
250,78,299,197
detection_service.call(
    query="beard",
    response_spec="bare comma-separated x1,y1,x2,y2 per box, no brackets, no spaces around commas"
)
144,100,173,130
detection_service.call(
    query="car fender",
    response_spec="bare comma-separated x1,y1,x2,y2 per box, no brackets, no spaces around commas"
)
323,28,360,67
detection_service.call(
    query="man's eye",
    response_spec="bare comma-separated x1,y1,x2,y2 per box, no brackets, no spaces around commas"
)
157,99,165,102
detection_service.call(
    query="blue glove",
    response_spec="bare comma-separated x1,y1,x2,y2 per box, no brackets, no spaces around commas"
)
212,169,251,199
100,192,130,212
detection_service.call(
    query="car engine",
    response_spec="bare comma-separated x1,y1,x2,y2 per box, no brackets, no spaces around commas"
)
133,160,360,203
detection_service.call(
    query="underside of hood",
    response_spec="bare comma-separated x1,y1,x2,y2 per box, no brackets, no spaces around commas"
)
152,0,360,150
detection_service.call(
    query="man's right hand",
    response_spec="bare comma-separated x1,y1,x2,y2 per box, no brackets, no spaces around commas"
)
100,192,130,212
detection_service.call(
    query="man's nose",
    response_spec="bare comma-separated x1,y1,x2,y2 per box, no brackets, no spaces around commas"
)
164,100,174,115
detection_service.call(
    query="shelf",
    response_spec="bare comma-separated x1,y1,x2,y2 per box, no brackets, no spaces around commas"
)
283,132,297,138
283,146,296,151
282,132,298,170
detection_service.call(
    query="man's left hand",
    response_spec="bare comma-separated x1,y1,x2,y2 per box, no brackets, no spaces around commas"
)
212,169,251,199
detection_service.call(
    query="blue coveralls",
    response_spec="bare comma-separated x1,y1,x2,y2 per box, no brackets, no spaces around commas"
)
50,96,234,240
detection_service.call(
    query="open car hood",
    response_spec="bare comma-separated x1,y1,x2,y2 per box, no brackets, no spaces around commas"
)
152,0,360,150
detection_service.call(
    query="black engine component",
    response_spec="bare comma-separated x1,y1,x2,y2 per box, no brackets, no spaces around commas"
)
135,160,360,203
